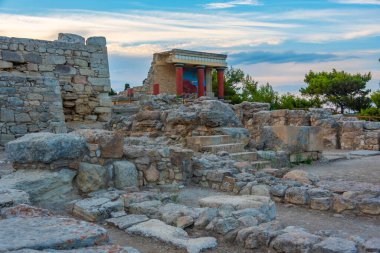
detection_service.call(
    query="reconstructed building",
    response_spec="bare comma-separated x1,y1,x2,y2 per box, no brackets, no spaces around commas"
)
141,49,227,98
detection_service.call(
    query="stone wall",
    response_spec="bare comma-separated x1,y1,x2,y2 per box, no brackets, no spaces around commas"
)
0,33,112,123
243,106,380,151
141,53,177,94
0,73,66,145
6,130,194,194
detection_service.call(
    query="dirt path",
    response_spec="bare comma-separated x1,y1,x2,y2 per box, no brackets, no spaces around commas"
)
295,155,380,184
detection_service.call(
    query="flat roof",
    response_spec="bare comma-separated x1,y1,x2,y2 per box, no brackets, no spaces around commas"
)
159,49,227,59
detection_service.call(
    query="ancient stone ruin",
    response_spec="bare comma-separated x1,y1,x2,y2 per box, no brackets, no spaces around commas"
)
0,33,112,146
0,34,379,253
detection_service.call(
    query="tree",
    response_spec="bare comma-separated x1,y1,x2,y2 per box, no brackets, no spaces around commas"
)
109,88,117,96
241,75,258,101
301,69,371,113
274,93,322,110
371,90,380,108
124,83,130,91
212,67,244,104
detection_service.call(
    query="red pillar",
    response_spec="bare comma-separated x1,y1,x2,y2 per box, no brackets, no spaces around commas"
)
153,83,159,95
217,68,225,99
127,88,134,97
175,64,184,96
197,66,205,97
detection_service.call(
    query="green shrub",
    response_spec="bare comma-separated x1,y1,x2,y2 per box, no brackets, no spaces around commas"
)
359,108,380,121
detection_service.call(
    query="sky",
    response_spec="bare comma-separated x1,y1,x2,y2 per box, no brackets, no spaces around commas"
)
0,0,379,93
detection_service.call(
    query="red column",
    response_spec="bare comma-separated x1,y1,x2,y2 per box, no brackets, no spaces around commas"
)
217,68,225,99
153,83,159,95
197,66,205,97
175,64,184,96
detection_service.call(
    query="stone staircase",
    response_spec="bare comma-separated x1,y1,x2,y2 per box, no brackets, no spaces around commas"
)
186,135,270,169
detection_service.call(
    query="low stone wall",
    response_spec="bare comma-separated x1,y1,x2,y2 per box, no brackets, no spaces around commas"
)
0,74,66,146
243,106,380,151
6,130,194,194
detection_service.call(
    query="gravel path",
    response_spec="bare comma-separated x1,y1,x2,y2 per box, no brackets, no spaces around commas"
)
295,155,380,184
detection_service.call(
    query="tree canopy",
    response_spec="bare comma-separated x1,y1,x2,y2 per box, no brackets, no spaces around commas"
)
371,90,380,108
300,69,371,113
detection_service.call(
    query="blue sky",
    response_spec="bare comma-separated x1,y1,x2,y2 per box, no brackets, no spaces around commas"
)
0,0,379,93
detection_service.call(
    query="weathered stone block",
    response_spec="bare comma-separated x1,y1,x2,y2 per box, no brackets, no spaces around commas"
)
310,197,331,211
54,64,77,74
87,36,107,46
0,60,13,69
1,50,24,63
0,216,109,251
113,161,138,189
285,187,309,205
74,129,123,158
58,33,85,44
0,108,14,122
76,162,107,193
260,126,323,153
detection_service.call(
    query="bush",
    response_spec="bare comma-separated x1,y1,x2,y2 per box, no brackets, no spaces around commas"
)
359,108,380,121
371,90,380,108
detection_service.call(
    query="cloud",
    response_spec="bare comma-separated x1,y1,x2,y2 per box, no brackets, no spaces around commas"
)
236,57,380,92
332,0,380,5
229,51,356,64
204,0,260,9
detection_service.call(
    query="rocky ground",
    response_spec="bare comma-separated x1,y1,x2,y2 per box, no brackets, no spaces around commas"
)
298,151,380,184
1,147,379,253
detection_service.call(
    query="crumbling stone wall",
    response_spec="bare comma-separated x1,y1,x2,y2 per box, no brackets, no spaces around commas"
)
0,74,66,145
242,105,380,151
0,33,112,123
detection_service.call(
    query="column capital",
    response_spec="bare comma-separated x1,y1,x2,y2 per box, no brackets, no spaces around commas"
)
196,65,206,69
216,67,227,71
174,63,184,67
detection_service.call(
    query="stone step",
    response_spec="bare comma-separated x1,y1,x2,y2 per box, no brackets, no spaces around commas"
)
230,151,258,161
251,161,271,170
187,135,239,151
201,143,245,154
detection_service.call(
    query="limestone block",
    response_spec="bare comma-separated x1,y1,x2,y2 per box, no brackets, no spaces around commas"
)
87,36,107,46
98,93,112,107
311,237,357,253
58,33,85,44
72,75,88,84
54,64,77,74
45,55,66,65
0,108,14,122
285,187,309,205
94,106,112,113
14,113,32,123
6,132,86,164
283,170,319,185
0,169,76,203
310,197,331,211
88,77,111,86
287,110,311,126
364,121,380,130
76,163,107,193
113,161,138,189
74,58,89,67
260,126,323,153
23,53,42,64
1,50,24,63
0,189,30,210
0,60,13,69
74,129,124,158
271,226,321,253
